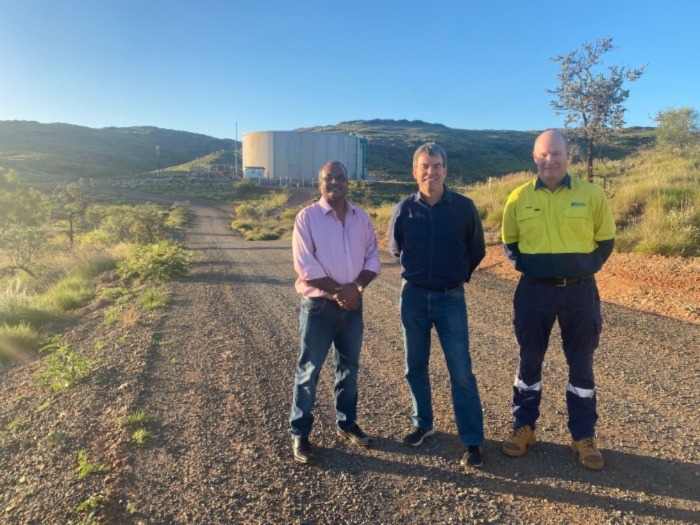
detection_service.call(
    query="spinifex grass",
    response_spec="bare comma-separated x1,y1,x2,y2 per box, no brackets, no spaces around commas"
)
0,321,40,362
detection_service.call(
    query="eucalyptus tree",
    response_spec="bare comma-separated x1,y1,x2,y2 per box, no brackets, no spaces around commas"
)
0,169,49,276
654,106,699,152
548,37,646,181
51,179,96,248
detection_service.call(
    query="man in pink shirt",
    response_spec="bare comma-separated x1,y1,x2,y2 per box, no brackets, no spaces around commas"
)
290,160,381,464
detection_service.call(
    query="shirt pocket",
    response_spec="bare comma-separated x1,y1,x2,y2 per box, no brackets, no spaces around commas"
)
562,206,593,244
516,207,544,247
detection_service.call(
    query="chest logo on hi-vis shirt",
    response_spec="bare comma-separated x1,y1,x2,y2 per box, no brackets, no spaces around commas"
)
570,202,586,207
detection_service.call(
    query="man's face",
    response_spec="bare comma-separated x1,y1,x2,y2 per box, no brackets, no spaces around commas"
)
319,163,348,202
413,153,446,196
533,132,570,189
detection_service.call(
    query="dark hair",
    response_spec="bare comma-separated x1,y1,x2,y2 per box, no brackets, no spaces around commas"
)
318,160,348,178
413,143,447,168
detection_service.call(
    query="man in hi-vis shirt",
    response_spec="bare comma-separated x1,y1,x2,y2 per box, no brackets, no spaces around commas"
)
501,130,615,470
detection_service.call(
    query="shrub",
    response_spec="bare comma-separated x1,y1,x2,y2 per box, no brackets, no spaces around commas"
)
235,203,260,220
231,178,258,199
231,220,254,232
280,209,298,220
165,201,191,228
99,203,171,244
245,232,280,241
117,240,191,283
37,336,97,392
98,286,129,300
76,494,106,522
78,229,116,248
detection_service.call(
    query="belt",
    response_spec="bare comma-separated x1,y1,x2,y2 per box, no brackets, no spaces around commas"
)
409,282,463,292
524,275,594,286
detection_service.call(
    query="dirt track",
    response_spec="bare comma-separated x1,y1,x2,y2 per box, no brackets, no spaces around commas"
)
1,194,699,524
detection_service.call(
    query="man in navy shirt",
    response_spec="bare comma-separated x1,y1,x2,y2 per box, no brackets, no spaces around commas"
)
389,142,486,469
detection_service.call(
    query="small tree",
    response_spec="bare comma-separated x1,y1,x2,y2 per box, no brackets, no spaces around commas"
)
654,106,699,152
0,169,47,236
0,225,46,277
548,37,647,181
52,179,96,248
0,170,49,276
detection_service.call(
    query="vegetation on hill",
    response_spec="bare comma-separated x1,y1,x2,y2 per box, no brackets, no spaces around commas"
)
0,121,237,181
360,145,699,257
300,119,655,182
161,149,238,173
1,119,653,187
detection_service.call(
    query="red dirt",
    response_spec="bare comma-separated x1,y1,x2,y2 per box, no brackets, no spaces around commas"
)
481,246,700,324
376,225,700,325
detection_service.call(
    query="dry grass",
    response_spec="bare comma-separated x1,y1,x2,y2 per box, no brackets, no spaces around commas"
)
364,147,700,256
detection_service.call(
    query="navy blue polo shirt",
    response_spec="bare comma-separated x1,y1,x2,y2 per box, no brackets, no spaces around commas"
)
389,187,485,288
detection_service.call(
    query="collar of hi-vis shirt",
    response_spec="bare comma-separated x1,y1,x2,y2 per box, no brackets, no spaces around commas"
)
535,174,572,191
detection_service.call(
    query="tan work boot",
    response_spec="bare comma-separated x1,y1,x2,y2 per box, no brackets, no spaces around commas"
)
502,425,536,457
571,437,604,470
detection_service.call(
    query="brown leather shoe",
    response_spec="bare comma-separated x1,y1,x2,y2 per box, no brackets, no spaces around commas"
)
502,425,536,457
571,437,604,470
292,437,313,463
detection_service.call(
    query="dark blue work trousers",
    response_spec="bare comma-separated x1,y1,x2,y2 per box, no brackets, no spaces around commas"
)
511,276,603,440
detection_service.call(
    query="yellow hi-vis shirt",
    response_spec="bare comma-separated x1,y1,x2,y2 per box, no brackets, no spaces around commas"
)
502,175,615,278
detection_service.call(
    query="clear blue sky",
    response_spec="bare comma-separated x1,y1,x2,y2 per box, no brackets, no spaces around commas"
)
1,0,698,139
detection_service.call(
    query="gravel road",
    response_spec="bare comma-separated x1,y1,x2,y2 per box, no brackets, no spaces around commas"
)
1,194,698,524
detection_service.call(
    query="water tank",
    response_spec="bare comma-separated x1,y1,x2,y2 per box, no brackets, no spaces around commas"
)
242,131,366,181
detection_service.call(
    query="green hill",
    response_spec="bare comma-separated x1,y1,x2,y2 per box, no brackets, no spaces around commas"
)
0,121,237,181
0,119,655,185
300,119,656,182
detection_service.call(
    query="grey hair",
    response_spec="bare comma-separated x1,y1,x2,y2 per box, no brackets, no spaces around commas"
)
413,143,447,168
318,160,348,178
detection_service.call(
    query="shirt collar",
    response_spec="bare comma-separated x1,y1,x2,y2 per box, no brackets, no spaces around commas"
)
319,197,355,215
535,173,571,191
414,186,454,206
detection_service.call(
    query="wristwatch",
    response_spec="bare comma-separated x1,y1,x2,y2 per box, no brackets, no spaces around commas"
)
353,280,364,293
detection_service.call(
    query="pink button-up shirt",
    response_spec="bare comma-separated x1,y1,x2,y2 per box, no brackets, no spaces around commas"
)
292,198,381,298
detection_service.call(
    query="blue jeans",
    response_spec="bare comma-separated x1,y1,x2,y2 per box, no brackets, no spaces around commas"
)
290,297,364,438
400,282,484,447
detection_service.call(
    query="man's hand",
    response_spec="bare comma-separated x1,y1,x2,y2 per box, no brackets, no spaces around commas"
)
334,284,361,311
